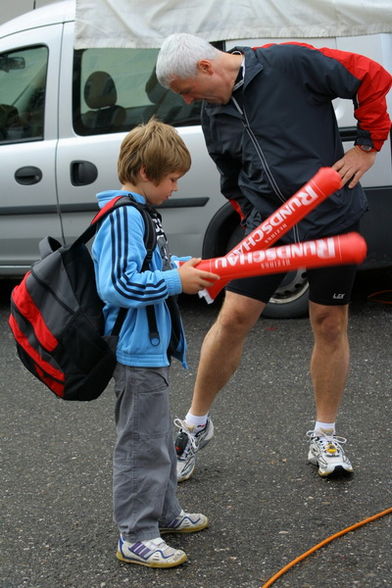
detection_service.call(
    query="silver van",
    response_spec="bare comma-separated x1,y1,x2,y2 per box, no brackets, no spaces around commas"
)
0,0,391,317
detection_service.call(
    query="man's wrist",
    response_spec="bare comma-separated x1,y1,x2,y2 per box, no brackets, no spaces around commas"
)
355,144,377,153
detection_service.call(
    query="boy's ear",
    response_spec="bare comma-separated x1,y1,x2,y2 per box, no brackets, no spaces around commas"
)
139,166,149,182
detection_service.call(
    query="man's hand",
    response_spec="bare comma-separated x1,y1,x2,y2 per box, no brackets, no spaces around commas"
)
178,258,219,294
332,146,377,188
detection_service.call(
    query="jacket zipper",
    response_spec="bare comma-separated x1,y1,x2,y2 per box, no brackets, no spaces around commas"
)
231,95,300,243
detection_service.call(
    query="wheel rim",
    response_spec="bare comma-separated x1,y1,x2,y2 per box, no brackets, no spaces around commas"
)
268,269,309,305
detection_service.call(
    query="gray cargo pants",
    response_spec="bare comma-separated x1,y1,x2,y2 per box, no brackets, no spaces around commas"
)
112,364,181,542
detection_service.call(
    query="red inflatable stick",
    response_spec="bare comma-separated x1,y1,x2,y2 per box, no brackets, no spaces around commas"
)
200,167,343,303
196,232,367,283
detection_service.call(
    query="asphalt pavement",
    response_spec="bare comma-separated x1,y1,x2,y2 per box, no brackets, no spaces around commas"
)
1,269,391,588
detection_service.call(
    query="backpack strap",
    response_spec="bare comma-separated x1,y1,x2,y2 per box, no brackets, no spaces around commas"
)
139,208,160,346
89,195,159,344
111,307,127,336
72,195,156,249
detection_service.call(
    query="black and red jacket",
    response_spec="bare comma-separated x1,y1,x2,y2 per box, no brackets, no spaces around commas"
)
201,43,391,241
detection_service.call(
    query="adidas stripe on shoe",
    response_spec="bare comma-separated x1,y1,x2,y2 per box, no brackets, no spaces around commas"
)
160,510,209,534
116,536,187,568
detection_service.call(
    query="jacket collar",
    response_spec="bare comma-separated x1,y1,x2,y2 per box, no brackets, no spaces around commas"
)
229,46,264,89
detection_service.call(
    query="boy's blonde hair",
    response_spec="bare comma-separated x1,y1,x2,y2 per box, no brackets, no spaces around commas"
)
117,118,191,185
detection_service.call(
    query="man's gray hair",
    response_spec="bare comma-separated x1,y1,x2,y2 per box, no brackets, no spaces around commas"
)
156,33,220,88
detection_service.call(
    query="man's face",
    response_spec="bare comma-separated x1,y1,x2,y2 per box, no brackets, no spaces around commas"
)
169,67,232,105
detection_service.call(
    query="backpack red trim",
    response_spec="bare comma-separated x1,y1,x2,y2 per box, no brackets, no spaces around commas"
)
11,276,59,351
8,314,65,384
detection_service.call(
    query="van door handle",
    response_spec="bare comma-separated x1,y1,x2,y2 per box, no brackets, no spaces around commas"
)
70,160,98,186
15,166,42,185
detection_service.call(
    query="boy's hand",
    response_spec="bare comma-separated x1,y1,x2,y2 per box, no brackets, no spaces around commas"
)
178,258,220,294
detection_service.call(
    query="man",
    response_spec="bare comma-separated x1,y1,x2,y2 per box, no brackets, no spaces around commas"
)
156,33,391,480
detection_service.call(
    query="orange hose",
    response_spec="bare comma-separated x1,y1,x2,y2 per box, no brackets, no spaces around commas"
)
260,506,392,588
367,290,392,304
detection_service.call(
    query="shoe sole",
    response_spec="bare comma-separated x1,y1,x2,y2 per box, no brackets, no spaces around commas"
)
317,465,354,477
116,550,187,568
177,468,194,483
308,454,353,477
177,459,196,483
160,520,209,534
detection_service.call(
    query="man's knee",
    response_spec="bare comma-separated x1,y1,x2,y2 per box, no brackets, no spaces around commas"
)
217,292,264,334
310,303,349,343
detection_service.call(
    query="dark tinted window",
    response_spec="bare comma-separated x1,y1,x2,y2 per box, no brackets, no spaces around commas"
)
0,45,47,144
73,48,201,135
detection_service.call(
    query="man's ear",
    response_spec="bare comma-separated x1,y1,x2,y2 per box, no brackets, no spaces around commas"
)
197,59,214,75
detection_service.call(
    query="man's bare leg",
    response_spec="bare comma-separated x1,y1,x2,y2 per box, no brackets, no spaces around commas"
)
307,301,353,475
309,302,350,424
175,290,264,481
190,290,265,416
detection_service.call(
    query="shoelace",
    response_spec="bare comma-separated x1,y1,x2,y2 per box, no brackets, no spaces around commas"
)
306,431,347,454
174,418,198,459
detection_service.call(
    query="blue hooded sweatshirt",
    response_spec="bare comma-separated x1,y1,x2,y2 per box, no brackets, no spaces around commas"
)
92,189,188,368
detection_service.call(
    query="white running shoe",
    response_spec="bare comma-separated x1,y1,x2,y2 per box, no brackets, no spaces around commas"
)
174,418,214,482
307,431,354,476
160,510,209,534
116,535,187,568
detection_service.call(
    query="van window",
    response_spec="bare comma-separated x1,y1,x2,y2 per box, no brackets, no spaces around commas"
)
0,46,48,144
73,48,201,135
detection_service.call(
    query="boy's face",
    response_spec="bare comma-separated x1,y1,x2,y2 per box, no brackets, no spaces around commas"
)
144,172,183,206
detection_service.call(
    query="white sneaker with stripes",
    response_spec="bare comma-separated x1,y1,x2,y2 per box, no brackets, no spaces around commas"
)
116,536,187,568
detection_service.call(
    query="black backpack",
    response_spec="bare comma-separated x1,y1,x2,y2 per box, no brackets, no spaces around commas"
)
8,195,156,401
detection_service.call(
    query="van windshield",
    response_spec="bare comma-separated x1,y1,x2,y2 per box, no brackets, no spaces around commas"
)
73,47,201,135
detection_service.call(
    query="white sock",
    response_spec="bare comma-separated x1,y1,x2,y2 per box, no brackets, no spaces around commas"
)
185,411,208,429
314,421,336,436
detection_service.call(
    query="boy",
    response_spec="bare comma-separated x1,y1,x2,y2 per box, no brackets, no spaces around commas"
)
92,119,218,568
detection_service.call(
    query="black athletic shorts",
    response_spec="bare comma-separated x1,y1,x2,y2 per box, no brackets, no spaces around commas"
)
226,217,360,306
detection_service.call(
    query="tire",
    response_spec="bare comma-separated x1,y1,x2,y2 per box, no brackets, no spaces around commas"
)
202,202,239,259
223,222,309,319
262,270,309,318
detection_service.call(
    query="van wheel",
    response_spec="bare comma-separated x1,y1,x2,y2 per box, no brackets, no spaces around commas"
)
223,221,309,319
263,270,309,318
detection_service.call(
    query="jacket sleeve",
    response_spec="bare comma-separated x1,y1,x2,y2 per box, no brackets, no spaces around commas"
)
92,205,182,308
275,43,391,151
201,103,253,220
